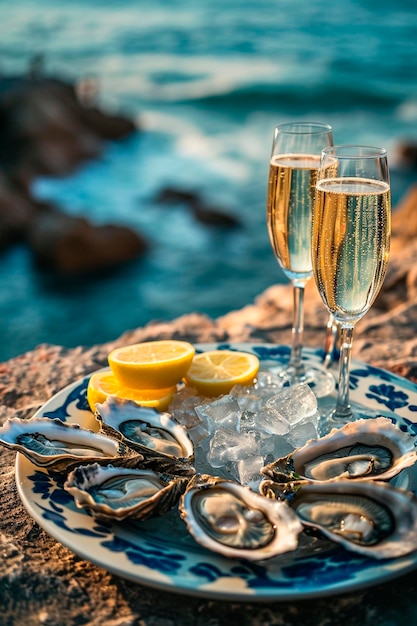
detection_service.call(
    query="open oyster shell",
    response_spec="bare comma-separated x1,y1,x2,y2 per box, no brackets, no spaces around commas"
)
95,397,195,475
261,479,417,559
64,462,189,522
179,474,303,561
262,417,417,484
0,417,133,472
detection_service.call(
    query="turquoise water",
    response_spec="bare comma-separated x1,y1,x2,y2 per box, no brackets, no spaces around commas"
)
1,0,417,361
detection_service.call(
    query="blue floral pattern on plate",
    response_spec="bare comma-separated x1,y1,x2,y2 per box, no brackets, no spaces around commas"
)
15,343,417,601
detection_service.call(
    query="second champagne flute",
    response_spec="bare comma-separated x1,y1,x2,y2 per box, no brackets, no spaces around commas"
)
312,145,391,432
266,121,334,395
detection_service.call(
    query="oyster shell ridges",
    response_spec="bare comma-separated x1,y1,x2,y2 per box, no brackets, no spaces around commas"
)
95,397,194,475
281,479,417,559
261,417,417,484
0,417,127,472
64,462,190,522
179,474,303,561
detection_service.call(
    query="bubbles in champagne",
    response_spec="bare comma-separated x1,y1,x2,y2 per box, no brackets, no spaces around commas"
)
312,177,391,323
267,154,320,282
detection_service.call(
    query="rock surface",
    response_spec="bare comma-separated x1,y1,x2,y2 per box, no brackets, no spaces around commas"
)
2,180,417,624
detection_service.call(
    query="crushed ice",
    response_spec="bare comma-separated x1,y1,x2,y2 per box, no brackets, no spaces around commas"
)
169,371,320,491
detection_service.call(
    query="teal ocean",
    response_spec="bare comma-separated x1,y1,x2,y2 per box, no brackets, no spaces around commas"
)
1,0,417,361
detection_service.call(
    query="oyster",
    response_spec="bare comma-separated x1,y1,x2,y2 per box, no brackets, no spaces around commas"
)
179,474,303,561
272,479,417,559
64,462,189,522
95,397,195,475
262,417,417,484
0,417,133,472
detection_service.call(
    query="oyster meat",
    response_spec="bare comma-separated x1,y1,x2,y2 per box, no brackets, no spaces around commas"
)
64,462,189,521
0,417,131,472
179,474,303,561
275,479,417,559
262,417,417,484
95,397,195,475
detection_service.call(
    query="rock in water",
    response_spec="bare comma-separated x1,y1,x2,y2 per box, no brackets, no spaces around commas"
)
0,72,149,273
27,208,148,274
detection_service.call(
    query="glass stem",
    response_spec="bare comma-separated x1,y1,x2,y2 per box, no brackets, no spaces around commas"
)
333,324,355,421
323,313,338,369
289,284,305,378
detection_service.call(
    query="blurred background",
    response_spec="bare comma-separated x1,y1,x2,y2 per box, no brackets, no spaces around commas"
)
1,0,417,362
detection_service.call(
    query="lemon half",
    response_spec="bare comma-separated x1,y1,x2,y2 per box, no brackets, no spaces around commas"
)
108,340,195,390
184,349,260,396
87,370,176,412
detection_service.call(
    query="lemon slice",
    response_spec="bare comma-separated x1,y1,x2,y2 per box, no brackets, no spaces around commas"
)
107,340,195,390
184,350,260,397
87,370,176,412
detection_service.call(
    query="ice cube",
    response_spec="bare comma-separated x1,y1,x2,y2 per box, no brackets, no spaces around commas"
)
235,392,263,414
169,385,199,410
254,371,286,399
195,395,241,434
216,462,242,482
255,432,277,459
230,382,264,412
194,440,214,476
239,410,258,432
265,383,318,426
236,455,265,490
207,428,259,468
251,406,290,436
170,389,201,428
264,436,294,464
286,420,318,448
187,421,210,447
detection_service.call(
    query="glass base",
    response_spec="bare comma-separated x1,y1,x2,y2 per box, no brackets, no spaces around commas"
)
317,399,384,436
269,363,336,399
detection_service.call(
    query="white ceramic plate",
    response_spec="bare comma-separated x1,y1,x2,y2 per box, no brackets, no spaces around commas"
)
15,342,417,601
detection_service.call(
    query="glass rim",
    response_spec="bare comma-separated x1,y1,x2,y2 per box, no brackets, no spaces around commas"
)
275,121,333,135
321,144,387,158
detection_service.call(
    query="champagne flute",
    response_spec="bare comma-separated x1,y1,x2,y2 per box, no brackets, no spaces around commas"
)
312,145,391,431
266,121,335,395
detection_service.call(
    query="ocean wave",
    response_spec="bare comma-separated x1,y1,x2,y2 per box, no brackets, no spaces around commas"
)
170,82,402,114
98,54,405,119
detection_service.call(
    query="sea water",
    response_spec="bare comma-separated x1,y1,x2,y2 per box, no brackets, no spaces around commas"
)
1,0,417,361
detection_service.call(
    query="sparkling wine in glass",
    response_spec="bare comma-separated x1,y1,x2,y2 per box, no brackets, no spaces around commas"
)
312,145,391,431
266,121,335,396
